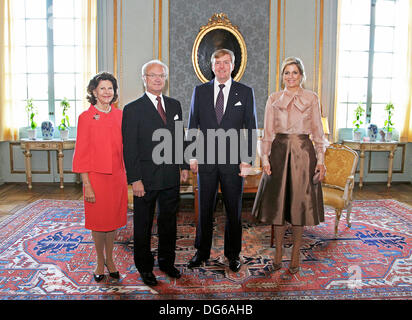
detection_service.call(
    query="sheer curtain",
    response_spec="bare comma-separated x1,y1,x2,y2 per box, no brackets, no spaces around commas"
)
0,0,18,141
81,0,97,111
401,3,412,142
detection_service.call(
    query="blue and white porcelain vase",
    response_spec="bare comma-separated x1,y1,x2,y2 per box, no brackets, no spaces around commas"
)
41,121,54,140
367,123,378,141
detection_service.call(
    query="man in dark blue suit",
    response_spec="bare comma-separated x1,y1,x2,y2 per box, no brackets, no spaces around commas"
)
186,49,257,272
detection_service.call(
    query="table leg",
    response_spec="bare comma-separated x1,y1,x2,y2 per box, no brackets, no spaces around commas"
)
359,150,365,189
24,149,32,189
57,149,64,189
387,150,395,188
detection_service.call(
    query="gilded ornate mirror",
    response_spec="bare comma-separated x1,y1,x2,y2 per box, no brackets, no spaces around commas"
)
192,13,247,83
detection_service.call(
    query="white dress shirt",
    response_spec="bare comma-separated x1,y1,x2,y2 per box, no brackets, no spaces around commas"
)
146,91,165,112
214,78,232,114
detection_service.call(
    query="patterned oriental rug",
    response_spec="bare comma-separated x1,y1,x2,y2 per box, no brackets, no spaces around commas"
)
0,199,410,300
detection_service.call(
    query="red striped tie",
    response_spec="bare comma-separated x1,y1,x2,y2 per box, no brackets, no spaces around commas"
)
156,96,166,124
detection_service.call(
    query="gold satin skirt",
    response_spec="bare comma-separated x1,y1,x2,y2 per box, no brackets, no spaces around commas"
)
252,134,324,226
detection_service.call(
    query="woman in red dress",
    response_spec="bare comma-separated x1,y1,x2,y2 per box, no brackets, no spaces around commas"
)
72,72,128,282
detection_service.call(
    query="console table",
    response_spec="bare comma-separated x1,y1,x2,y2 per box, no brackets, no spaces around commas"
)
20,139,76,189
342,140,399,188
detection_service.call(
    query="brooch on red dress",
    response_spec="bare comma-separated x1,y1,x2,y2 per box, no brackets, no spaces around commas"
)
93,114,100,120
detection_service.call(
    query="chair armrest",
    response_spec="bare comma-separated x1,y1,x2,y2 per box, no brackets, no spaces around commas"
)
342,175,355,203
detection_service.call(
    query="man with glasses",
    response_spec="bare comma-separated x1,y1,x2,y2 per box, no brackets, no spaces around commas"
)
122,60,189,286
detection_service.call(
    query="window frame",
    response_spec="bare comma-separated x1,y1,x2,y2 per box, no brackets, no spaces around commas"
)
337,0,404,129
17,0,83,127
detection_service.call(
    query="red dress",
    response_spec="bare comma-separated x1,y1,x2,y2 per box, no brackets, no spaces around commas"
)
72,105,128,231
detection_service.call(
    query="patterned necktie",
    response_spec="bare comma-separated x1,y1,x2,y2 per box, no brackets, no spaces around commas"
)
215,84,225,124
156,96,166,125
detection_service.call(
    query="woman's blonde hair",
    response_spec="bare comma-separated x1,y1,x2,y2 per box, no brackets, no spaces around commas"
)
280,57,306,88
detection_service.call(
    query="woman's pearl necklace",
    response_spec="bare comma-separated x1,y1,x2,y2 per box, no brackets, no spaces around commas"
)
94,104,112,113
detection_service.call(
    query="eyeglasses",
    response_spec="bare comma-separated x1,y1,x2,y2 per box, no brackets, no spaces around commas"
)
145,74,167,79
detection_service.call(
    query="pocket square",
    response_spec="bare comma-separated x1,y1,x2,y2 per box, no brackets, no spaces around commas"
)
174,114,179,120
235,101,242,106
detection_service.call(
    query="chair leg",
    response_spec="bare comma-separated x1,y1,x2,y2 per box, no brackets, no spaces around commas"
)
334,209,342,238
346,203,353,228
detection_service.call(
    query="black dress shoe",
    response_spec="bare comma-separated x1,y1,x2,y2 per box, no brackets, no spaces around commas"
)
105,264,120,279
108,270,120,279
93,273,105,282
159,265,181,279
187,252,208,269
140,272,158,286
229,258,241,272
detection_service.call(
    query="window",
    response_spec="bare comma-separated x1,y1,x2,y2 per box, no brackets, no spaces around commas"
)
336,0,409,130
13,0,94,128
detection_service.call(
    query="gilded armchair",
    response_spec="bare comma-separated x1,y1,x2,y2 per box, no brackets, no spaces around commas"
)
322,143,359,237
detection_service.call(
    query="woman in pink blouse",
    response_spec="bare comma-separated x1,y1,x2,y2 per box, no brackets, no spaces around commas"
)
252,57,328,274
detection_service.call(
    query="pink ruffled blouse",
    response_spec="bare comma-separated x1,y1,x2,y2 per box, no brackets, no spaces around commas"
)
261,87,329,165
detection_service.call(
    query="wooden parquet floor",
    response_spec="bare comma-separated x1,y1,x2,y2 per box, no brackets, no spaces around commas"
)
0,183,83,222
0,182,411,223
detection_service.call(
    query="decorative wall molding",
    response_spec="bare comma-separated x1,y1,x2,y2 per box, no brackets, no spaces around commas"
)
97,0,114,74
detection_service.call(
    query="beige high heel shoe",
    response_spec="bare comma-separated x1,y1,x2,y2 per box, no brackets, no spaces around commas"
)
273,262,282,271
288,265,300,274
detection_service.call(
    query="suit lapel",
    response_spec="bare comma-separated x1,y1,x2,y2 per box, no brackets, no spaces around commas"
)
205,80,218,125
221,79,237,124
163,95,175,125
143,93,165,126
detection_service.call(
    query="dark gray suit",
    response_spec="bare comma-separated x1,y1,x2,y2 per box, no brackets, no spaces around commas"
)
122,93,187,273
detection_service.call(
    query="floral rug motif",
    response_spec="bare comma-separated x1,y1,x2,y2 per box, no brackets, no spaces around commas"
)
0,199,411,300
